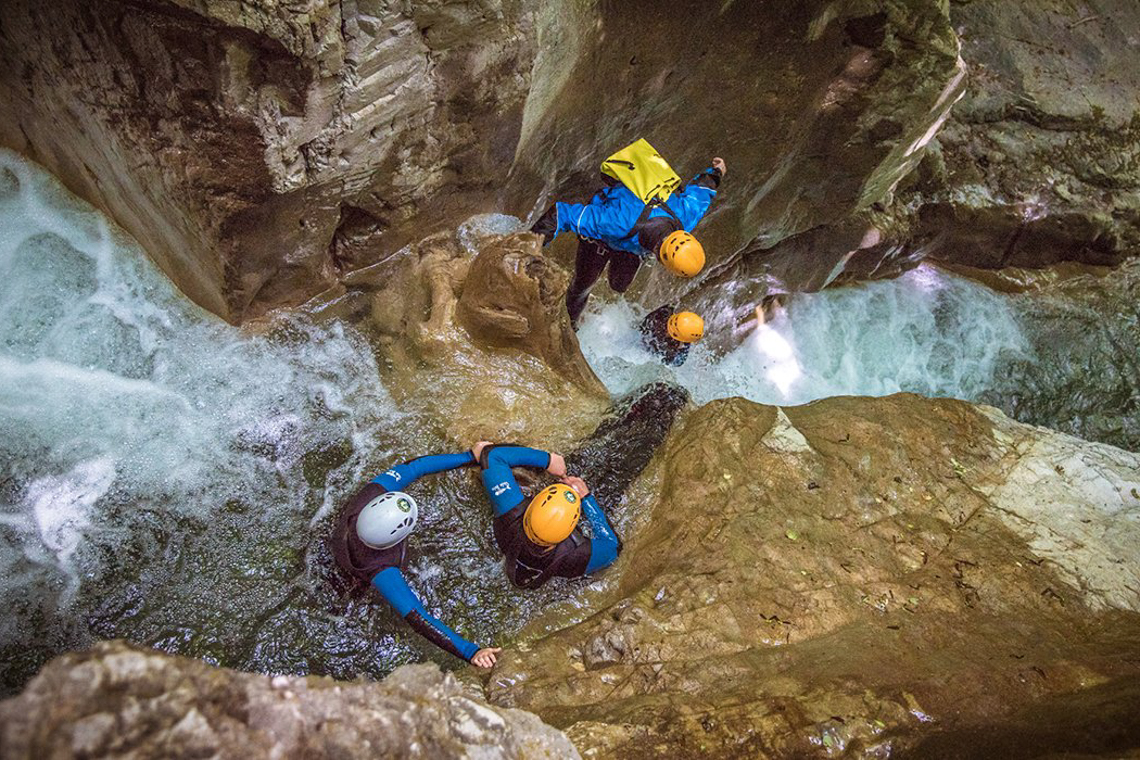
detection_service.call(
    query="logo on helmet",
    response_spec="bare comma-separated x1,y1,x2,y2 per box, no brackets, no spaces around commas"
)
565,491,577,503
397,498,412,513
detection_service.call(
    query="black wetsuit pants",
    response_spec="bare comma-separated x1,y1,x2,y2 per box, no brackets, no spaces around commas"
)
566,239,642,326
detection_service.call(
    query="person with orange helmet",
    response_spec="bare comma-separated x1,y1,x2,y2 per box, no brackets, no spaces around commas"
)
531,156,726,328
473,442,621,589
638,304,705,366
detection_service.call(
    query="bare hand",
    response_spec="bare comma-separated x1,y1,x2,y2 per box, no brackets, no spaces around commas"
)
472,441,494,461
547,453,567,478
712,157,727,176
471,647,501,669
561,475,589,498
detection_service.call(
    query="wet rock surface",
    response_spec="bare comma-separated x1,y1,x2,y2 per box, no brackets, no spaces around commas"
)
315,228,609,448
0,640,578,759
458,233,605,395
983,257,1140,452
485,394,1140,758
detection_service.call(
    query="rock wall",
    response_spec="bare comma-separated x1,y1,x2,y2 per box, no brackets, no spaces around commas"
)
0,0,536,322
906,0,1140,272
1,0,973,322
511,0,967,302
686,0,1140,324
485,394,1140,758
0,641,578,759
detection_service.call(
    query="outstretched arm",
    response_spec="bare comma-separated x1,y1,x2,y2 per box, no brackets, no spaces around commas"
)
479,445,552,517
371,451,476,491
673,167,721,230
372,567,488,664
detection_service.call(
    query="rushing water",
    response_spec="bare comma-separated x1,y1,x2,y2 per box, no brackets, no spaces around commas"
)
0,150,504,689
579,265,1033,406
0,149,1136,694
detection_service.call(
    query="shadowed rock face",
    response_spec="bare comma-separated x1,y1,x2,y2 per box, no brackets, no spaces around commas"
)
0,641,579,759
900,0,1140,271
684,1,1140,327
515,0,965,304
0,0,536,322
484,394,1140,759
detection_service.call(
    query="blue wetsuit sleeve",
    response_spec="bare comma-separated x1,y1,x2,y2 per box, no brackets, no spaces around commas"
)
480,446,551,516
371,451,475,491
372,567,480,662
582,494,620,574
673,169,719,232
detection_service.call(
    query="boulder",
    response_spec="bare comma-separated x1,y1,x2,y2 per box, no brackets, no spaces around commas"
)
0,640,578,759
308,229,610,448
484,394,1140,758
458,233,605,395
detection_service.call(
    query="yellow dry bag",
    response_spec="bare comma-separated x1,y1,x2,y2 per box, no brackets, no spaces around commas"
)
600,139,681,205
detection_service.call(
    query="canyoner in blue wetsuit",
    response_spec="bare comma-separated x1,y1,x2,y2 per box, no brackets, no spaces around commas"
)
329,451,501,669
531,151,727,327
473,442,621,588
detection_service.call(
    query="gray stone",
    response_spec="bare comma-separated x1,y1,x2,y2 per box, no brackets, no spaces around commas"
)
0,641,579,759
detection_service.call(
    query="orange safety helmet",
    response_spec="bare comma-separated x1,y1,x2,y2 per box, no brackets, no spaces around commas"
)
657,230,706,278
523,484,581,547
667,311,704,343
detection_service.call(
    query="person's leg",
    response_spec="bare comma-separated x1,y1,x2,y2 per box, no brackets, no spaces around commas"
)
566,240,608,326
607,249,642,293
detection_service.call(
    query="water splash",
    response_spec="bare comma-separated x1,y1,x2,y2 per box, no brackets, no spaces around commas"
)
579,264,1032,406
0,150,396,681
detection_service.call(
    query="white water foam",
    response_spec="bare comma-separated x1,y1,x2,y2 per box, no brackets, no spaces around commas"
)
579,264,1031,406
0,150,396,646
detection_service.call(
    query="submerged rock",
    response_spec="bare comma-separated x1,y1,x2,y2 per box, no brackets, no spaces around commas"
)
485,394,1140,758
0,641,578,759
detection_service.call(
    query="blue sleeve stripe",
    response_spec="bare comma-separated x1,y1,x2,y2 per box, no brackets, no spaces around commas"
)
485,446,551,470
581,494,619,573
370,451,475,489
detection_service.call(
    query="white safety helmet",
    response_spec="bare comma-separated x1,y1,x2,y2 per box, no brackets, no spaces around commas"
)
356,491,419,549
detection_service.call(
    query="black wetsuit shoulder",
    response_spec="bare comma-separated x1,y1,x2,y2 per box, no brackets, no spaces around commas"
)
493,505,591,588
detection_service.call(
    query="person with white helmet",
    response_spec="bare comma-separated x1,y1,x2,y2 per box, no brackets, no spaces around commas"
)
473,442,621,589
329,450,501,668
